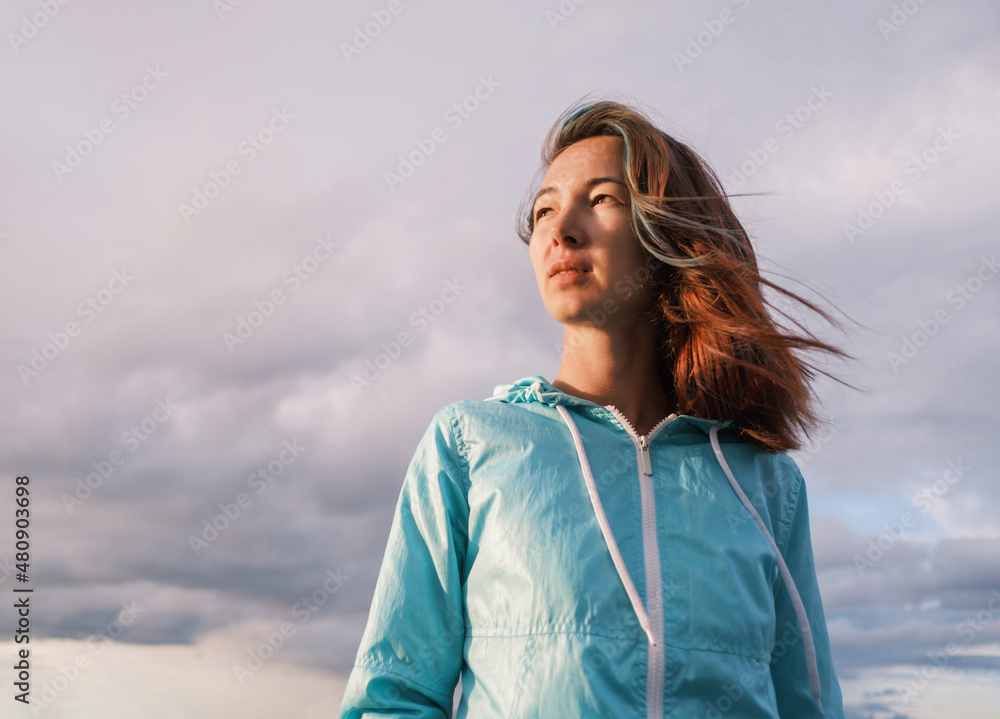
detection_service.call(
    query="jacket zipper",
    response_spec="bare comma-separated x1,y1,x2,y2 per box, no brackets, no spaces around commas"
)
638,435,652,476
606,406,675,719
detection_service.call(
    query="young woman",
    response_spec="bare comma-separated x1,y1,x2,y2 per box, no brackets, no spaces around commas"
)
340,98,849,718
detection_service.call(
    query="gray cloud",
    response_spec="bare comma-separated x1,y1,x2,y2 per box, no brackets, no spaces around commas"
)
2,0,997,716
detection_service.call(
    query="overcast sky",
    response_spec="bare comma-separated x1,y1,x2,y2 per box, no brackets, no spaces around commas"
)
1,1,998,717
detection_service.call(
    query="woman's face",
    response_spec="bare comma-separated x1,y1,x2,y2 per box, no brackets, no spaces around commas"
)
529,135,652,329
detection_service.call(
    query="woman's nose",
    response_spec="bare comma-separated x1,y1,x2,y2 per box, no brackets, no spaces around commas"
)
549,208,581,246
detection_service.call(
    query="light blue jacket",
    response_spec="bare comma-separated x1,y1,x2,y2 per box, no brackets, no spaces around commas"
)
341,376,844,718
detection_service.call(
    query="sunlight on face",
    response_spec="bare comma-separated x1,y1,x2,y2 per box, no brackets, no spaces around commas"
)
528,135,652,329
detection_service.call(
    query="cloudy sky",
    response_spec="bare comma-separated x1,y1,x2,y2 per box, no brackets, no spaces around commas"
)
1,0,998,717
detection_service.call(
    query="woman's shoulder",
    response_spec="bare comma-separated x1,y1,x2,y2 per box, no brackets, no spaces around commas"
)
741,443,806,503
428,380,559,423
414,391,563,470
736,445,809,551
429,395,554,440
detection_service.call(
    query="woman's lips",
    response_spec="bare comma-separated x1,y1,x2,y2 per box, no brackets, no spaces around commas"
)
550,269,589,285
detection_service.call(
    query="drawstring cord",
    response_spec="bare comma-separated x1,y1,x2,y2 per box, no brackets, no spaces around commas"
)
555,404,656,647
709,426,824,716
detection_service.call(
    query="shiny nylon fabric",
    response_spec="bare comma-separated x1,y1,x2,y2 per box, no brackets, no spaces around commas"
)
340,376,844,718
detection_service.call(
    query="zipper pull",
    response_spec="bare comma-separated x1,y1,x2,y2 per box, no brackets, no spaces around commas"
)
639,435,652,476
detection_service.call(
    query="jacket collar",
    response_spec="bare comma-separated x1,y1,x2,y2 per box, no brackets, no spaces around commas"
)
490,375,595,408
489,375,735,433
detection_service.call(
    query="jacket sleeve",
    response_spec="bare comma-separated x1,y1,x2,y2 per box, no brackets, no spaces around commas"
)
770,465,845,718
340,405,470,719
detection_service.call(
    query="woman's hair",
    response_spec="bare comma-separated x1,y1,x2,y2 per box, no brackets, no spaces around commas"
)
517,96,858,454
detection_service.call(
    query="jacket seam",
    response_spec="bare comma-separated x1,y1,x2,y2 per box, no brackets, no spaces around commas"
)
445,403,472,497
351,658,454,702
507,634,537,717
664,639,772,665
776,463,804,555
466,624,635,641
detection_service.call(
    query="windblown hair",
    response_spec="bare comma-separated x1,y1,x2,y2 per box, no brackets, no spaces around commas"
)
516,97,856,454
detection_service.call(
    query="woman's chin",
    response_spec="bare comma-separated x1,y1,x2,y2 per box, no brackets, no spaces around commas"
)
544,299,649,331
547,305,607,328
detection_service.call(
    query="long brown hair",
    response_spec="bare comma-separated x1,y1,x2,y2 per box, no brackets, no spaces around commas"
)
517,97,858,454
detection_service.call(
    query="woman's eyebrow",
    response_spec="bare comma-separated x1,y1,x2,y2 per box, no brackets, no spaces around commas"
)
533,176,627,207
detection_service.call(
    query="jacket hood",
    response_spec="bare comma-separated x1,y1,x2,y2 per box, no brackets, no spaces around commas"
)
490,375,594,408
490,375,736,435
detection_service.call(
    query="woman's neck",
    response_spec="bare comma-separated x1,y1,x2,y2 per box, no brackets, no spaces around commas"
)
552,317,676,437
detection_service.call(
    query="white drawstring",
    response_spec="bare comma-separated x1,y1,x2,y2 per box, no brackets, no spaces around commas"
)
709,426,824,716
555,405,656,647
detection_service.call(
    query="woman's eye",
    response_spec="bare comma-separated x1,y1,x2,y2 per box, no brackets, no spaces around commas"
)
535,207,551,220
594,194,615,205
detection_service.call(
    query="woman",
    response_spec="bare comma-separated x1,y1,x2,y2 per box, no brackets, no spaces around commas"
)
340,97,849,718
